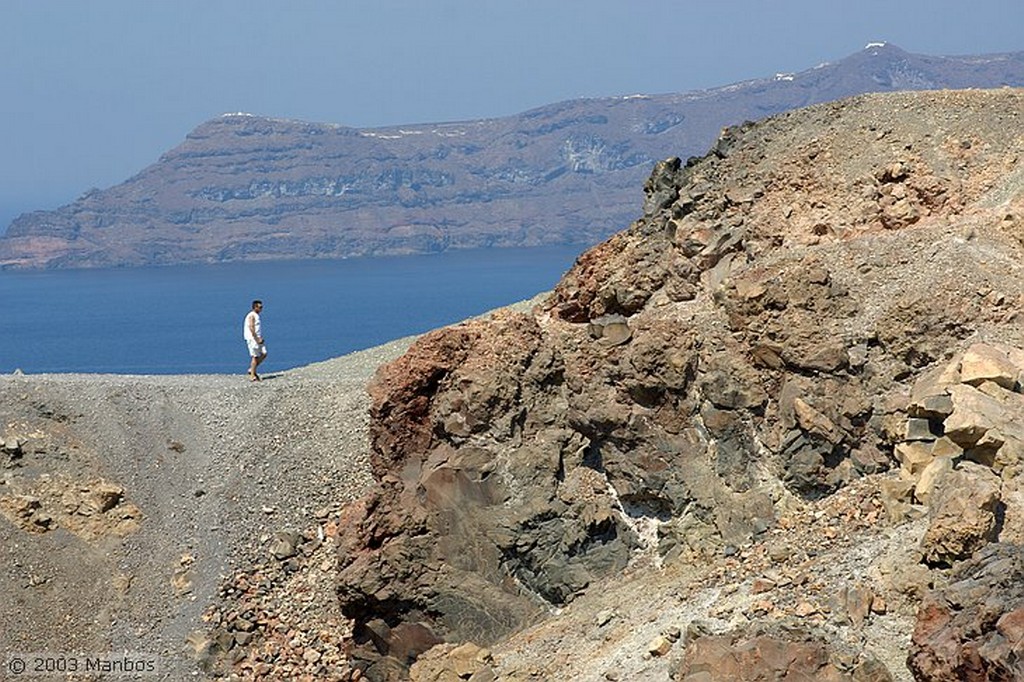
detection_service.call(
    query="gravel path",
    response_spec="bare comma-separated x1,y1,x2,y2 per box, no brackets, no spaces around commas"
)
0,334,418,680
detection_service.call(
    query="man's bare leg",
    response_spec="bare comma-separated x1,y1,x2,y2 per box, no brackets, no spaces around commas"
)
249,352,266,380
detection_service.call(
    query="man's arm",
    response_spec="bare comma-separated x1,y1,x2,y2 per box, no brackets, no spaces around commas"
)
248,313,261,343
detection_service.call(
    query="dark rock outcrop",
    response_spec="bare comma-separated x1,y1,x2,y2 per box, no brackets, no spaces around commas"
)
4,44,1024,269
337,311,643,675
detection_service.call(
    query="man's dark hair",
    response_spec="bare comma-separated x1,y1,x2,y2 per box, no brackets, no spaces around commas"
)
252,300,262,309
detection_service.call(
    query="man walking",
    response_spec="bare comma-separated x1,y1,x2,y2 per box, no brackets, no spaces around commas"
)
244,299,267,381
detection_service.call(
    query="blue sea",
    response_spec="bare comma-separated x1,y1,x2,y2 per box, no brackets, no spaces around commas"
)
0,245,585,375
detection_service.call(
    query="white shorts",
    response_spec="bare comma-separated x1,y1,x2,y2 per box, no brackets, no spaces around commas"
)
247,339,267,358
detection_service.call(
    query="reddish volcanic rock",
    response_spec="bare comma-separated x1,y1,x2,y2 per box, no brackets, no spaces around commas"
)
674,629,893,681
909,543,1024,681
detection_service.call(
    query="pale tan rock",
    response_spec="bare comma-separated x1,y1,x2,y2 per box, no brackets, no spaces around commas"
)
895,441,933,478
844,584,874,629
915,456,953,505
648,635,673,657
921,462,1002,565
998,477,1024,544
929,437,963,460
880,478,917,523
449,642,491,678
959,343,1020,389
940,383,1024,476
909,361,961,411
994,342,1024,377
944,384,1004,447
994,437,1024,478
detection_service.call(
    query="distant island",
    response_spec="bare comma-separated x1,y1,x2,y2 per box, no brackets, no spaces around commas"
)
2,43,1024,270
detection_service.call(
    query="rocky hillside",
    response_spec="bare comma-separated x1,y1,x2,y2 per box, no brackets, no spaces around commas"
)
332,88,1024,681
4,88,1024,682
3,44,1024,269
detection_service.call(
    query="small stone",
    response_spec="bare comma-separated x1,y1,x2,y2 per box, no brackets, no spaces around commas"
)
270,531,300,560
647,635,672,657
89,482,124,513
794,601,818,617
767,544,791,563
845,584,874,628
685,621,713,645
589,314,633,346
233,617,255,632
848,344,869,368
215,629,235,652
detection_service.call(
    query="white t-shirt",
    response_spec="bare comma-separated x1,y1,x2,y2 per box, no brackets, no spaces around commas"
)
244,310,262,342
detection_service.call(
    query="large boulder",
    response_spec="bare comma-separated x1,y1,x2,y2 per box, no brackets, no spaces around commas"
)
919,462,1002,566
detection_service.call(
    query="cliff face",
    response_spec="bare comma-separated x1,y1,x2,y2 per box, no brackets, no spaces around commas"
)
4,44,1024,269
338,89,1024,680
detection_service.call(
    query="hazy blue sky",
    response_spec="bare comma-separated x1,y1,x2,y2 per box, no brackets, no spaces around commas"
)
3,1,1023,230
